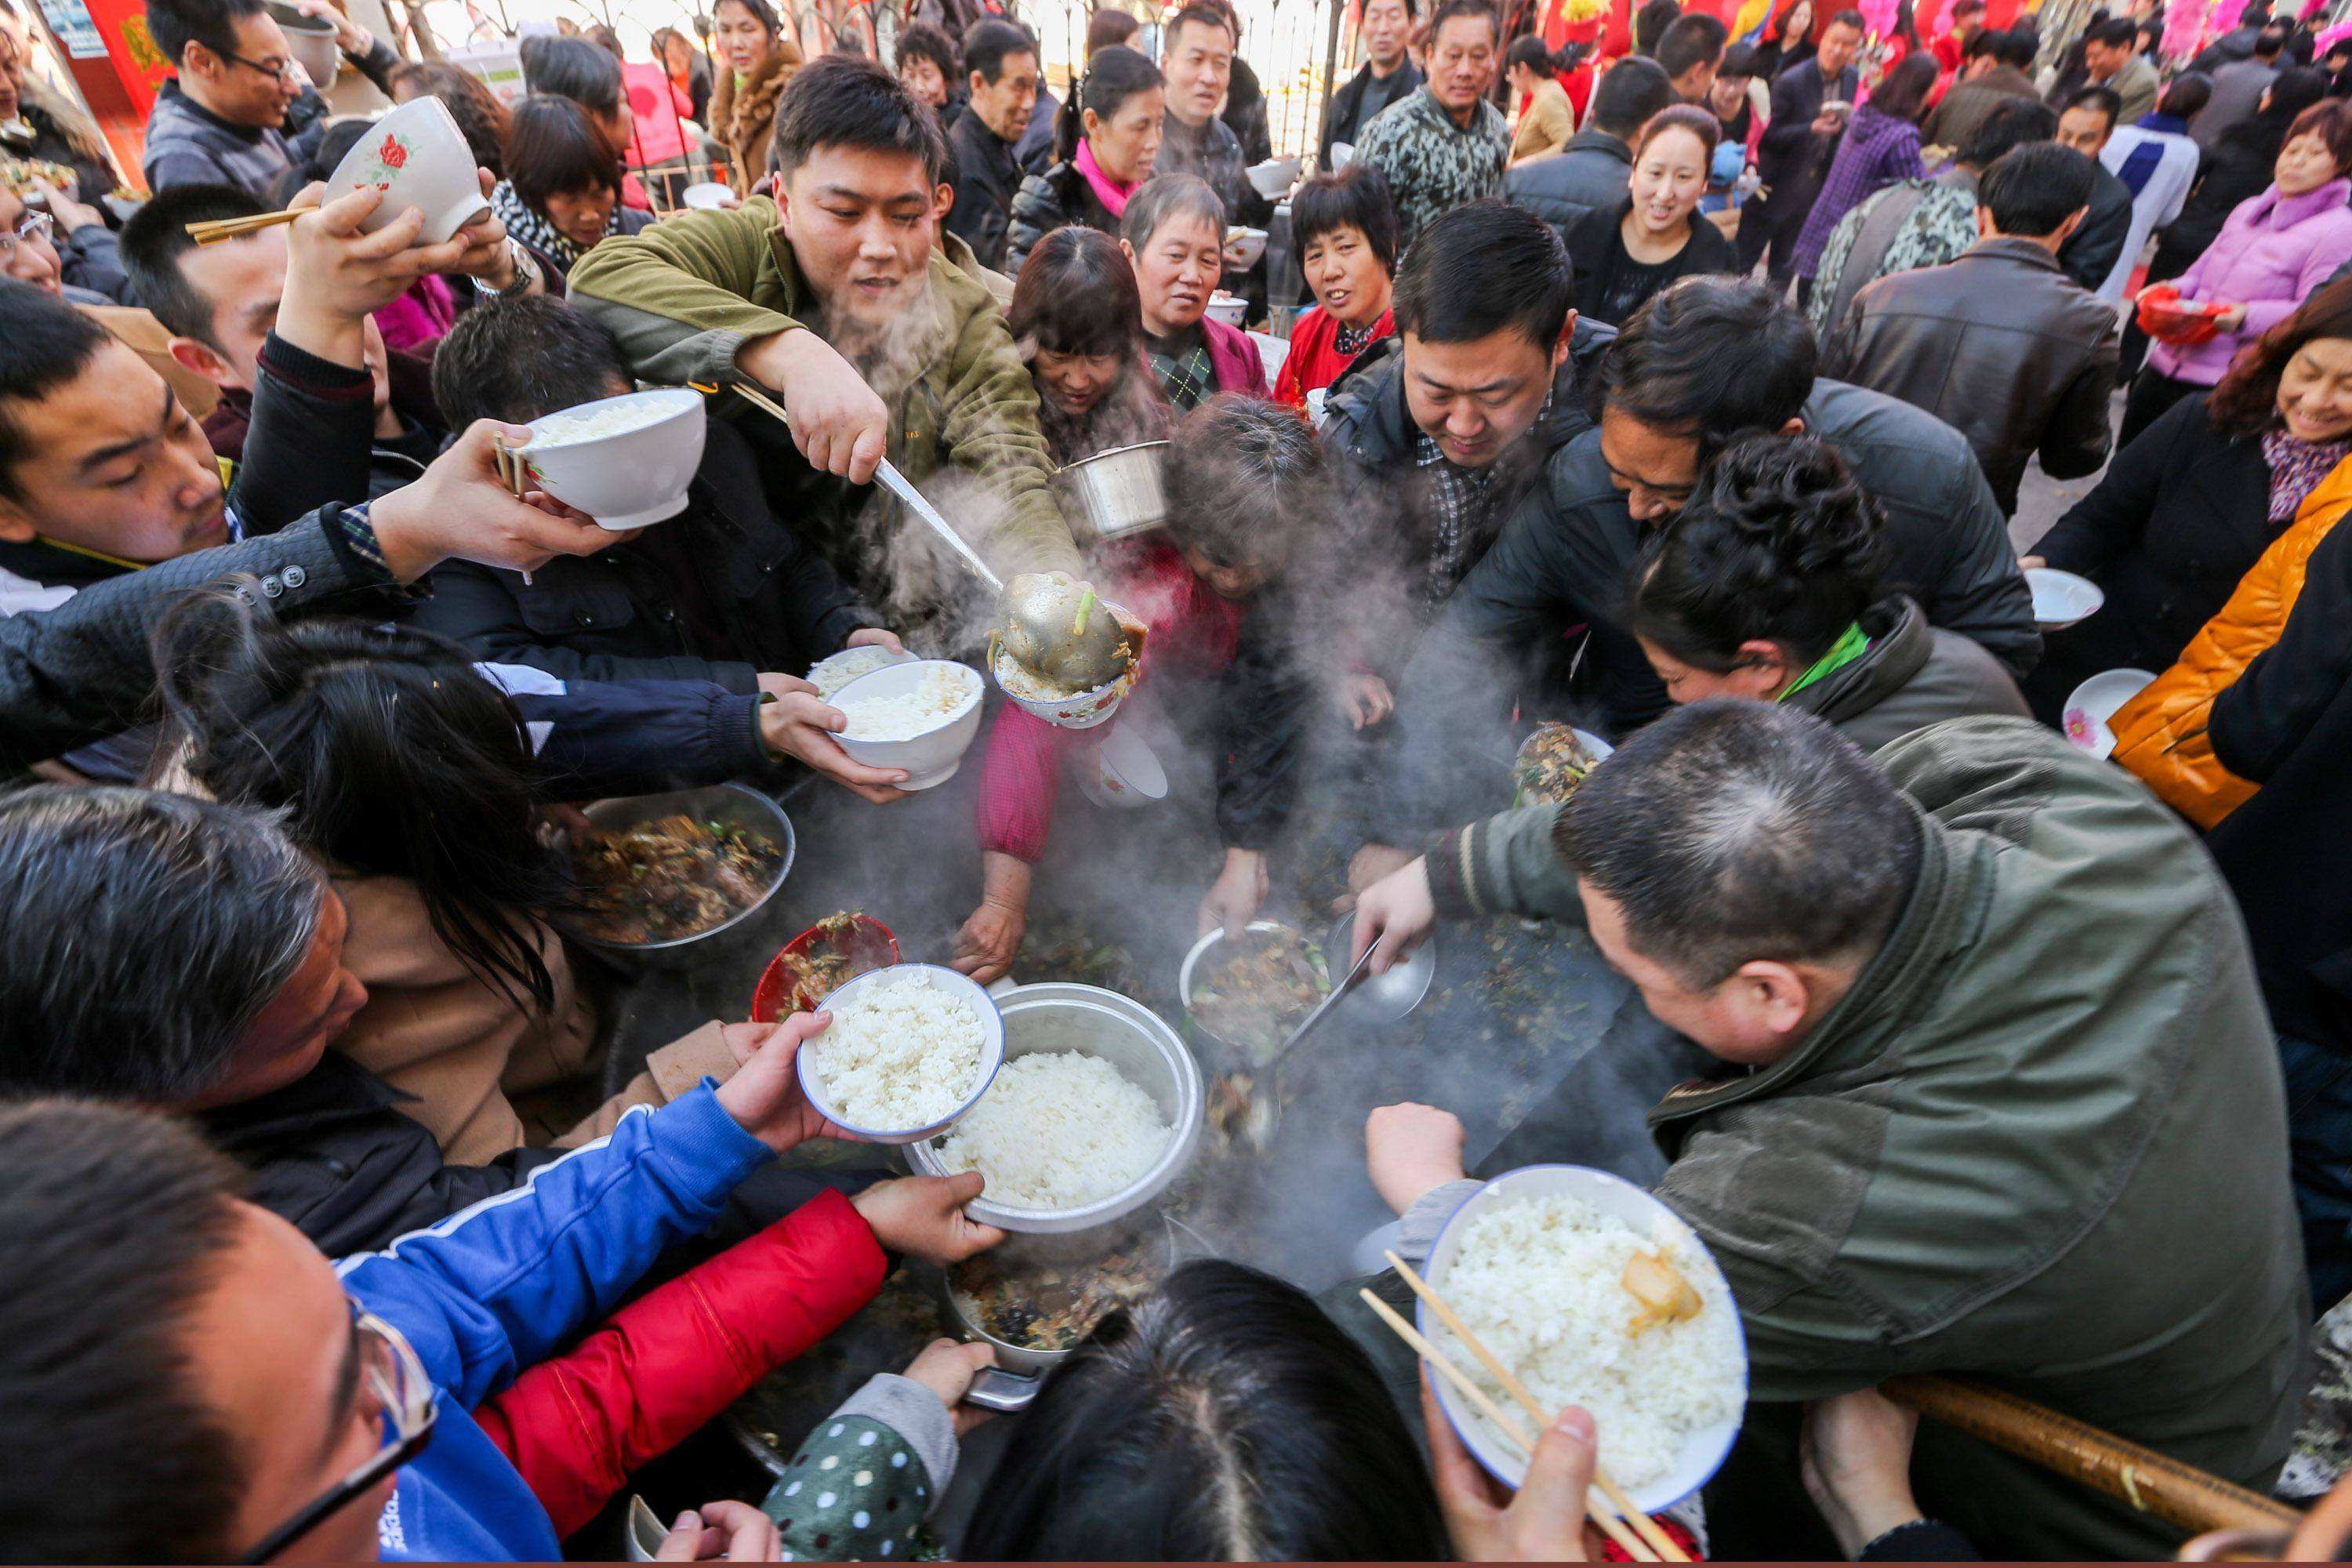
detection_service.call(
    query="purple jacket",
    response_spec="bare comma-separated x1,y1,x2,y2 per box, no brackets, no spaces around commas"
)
1794,107,1926,279
1203,316,1272,397
2152,179,2352,386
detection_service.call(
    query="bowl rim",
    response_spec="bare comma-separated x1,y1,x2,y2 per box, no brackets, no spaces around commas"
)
830,657,985,742
2024,564,2103,606
571,783,794,953
518,385,706,453
1421,1163,1750,1514
793,962,1007,1139
1178,918,1330,1056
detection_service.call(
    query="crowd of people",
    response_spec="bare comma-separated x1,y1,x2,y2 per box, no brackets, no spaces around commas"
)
2,0,2352,1557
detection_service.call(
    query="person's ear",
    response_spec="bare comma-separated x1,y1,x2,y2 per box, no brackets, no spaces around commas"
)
167,334,233,388
1735,637,1797,693
933,182,953,220
1975,202,1996,239
182,38,220,80
1733,959,1813,1040
1552,308,1577,369
2055,205,2088,245
1120,235,1138,269
0,492,34,543
968,67,985,97
1779,414,1806,436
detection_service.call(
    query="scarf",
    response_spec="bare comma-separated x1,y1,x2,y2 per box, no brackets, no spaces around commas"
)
1780,622,1871,699
1075,138,1136,218
2261,429,2352,523
490,179,619,270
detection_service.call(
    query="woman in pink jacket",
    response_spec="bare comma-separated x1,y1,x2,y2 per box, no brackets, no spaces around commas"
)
2125,97,2352,445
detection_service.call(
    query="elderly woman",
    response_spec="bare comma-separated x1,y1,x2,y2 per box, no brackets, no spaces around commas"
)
1010,225,1172,464
707,0,802,193
490,96,653,285
1004,45,1164,275
1566,104,1737,327
1123,174,1267,412
1276,165,1399,408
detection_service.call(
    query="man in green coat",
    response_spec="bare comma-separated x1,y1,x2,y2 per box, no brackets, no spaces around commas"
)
1351,702,2309,1559
567,53,1078,628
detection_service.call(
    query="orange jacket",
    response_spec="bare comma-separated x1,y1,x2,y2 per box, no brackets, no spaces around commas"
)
2108,456,2352,829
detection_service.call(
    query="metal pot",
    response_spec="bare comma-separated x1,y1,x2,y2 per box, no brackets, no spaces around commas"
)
571,783,795,972
266,2,341,85
946,1223,1189,1410
1055,441,1169,548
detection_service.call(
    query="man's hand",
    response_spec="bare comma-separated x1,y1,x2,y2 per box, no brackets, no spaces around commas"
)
844,626,906,653
291,0,374,56
1335,670,1395,731
1425,1377,1600,1562
369,419,620,583
1352,854,1434,975
656,1501,782,1562
1198,847,1269,940
739,326,892,483
280,183,471,368
755,671,910,802
711,1012,860,1152
445,169,537,293
851,1172,1007,1263
27,179,100,235
1366,1102,1467,1214
1801,1388,1927,1559
900,1337,1000,1436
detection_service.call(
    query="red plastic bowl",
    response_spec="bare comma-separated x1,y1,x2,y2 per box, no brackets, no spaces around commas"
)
750,914,900,1022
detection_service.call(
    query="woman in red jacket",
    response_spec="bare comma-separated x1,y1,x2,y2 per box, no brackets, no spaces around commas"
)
1275,165,1400,412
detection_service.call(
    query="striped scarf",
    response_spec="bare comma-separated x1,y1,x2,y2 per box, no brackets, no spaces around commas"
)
489,178,621,270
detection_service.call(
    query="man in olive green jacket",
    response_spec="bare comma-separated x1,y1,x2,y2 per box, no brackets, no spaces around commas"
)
566,55,1077,627
1352,703,2308,1559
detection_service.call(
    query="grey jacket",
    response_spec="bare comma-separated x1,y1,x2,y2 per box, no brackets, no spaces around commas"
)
1421,716,2308,1560
1785,593,2029,749
1502,129,1633,244
140,39,401,198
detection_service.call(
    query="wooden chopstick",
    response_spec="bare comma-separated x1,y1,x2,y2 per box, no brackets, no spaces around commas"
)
1358,1290,1657,1563
1387,1250,1692,1563
184,209,304,245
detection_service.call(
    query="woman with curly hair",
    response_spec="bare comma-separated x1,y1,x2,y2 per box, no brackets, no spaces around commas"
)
709,0,803,192
1629,432,2027,751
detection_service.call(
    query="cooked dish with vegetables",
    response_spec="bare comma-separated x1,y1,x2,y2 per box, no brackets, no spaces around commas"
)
1515,724,1602,806
951,1243,1165,1352
572,814,786,943
1189,927,1329,1059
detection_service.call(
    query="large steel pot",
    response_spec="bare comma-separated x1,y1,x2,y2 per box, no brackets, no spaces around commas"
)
570,783,794,972
1056,441,1169,548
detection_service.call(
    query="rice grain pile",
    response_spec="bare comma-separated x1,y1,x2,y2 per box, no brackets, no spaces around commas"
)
933,1051,1171,1208
529,397,675,447
809,645,908,700
1437,1192,1743,1491
804,970,987,1130
840,663,979,741
993,650,1085,703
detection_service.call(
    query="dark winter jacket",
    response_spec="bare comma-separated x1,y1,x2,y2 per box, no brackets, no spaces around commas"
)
413,417,875,690
946,107,1022,271
227,332,445,535
1224,56,1274,166
1778,593,2031,751
1566,198,1742,328
1504,129,1635,245
2056,158,2134,295
140,38,401,196
1320,57,1424,166
1004,158,1124,277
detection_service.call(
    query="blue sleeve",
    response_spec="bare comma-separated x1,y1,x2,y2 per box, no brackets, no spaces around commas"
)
475,663,771,797
336,1088,771,1407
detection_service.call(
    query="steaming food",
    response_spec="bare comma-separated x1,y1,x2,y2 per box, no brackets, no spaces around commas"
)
528,397,678,448
804,970,987,1130
996,571,1136,692
993,649,1086,702
931,1051,1172,1208
951,1241,1165,1352
1515,724,1603,806
1189,927,1329,1059
1438,1192,1742,1491
808,646,906,701
572,814,786,944
772,911,894,1010
838,662,980,741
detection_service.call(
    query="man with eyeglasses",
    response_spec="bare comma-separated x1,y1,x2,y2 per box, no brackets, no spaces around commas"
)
140,0,398,198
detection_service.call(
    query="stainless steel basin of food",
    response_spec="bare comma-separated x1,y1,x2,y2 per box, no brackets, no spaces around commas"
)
1056,441,1168,547
572,782,796,972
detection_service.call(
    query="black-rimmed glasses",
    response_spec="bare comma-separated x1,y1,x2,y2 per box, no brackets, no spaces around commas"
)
240,1308,437,1563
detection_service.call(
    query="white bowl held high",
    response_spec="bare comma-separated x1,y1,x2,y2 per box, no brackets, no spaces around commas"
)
326,95,488,244
518,388,708,529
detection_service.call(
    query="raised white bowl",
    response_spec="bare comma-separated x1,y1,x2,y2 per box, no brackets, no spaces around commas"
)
518,387,708,529
327,95,488,244
1247,154,1301,196
1422,1163,1749,1515
1076,724,1167,808
1224,224,1269,268
2063,667,2157,760
829,658,985,789
2026,566,2104,631
795,963,1005,1145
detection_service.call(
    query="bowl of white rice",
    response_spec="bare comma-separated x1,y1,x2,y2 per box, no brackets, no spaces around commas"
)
1423,1165,1748,1514
808,644,916,701
991,602,1143,731
828,659,985,790
517,387,708,530
796,963,1005,1144
907,982,1203,1236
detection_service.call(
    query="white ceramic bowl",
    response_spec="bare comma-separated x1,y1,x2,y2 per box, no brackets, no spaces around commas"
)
1423,1164,1749,1515
795,963,1005,1145
2026,566,2105,631
993,646,1136,731
327,95,488,244
1224,224,1269,268
1247,154,1301,196
830,658,985,789
2063,667,2157,760
518,387,708,529
1076,724,1168,809
267,3,341,86
1305,387,1330,427
1204,291,1248,328
1328,140,1356,170
807,643,918,701
680,181,735,210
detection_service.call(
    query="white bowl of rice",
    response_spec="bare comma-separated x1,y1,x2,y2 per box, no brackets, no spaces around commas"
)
796,963,1005,1143
518,387,708,530
808,644,916,701
990,601,1142,731
829,659,985,789
1423,1165,1748,1513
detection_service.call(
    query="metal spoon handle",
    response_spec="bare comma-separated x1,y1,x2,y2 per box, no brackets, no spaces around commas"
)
1270,934,1381,1074
874,458,1004,593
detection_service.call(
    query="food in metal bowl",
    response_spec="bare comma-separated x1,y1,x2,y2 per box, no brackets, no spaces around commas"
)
950,1242,1166,1354
572,814,787,944
1515,724,1602,806
1189,927,1329,1060
932,1051,1172,1209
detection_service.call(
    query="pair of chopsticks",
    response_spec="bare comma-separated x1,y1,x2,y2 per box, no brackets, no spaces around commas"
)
1363,1250,1691,1563
491,433,534,585
183,208,305,246
690,376,791,428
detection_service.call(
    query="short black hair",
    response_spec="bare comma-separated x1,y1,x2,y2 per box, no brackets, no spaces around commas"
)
1718,40,1759,79
1393,199,1573,350
432,292,632,429
2326,37,2352,64
964,16,1034,82
1163,2,1235,53
118,182,263,345
520,32,625,117
771,50,946,183
1657,12,1727,80
2085,15,2136,48
896,20,960,81
1957,96,2055,167
1595,276,1816,459
0,281,113,499
2158,71,2213,119
145,0,260,67
1559,699,1922,986
1828,6,1867,30
1427,0,1499,47
1290,163,1399,274
1980,140,2096,236
2063,82,2122,131
2255,18,2290,54
506,93,622,212
1962,25,2003,60
1589,53,1675,137
0,1099,248,1562
1634,0,1681,53
1994,24,2038,66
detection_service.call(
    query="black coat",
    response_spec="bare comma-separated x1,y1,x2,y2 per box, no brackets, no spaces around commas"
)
1754,59,1858,221
2026,393,2274,713
946,107,1022,272
1320,58,1424,165
2057,158,2134,294
1565,199,1742,327
202,1052,564,1258
1504,129,1634,245
1004,160,1123,278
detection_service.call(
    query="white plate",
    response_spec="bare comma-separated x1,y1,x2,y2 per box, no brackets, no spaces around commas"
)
2026,567,2104,630
2062,667,2157,760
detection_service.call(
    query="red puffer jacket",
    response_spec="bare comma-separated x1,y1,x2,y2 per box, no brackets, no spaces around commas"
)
470,1187,886,1538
